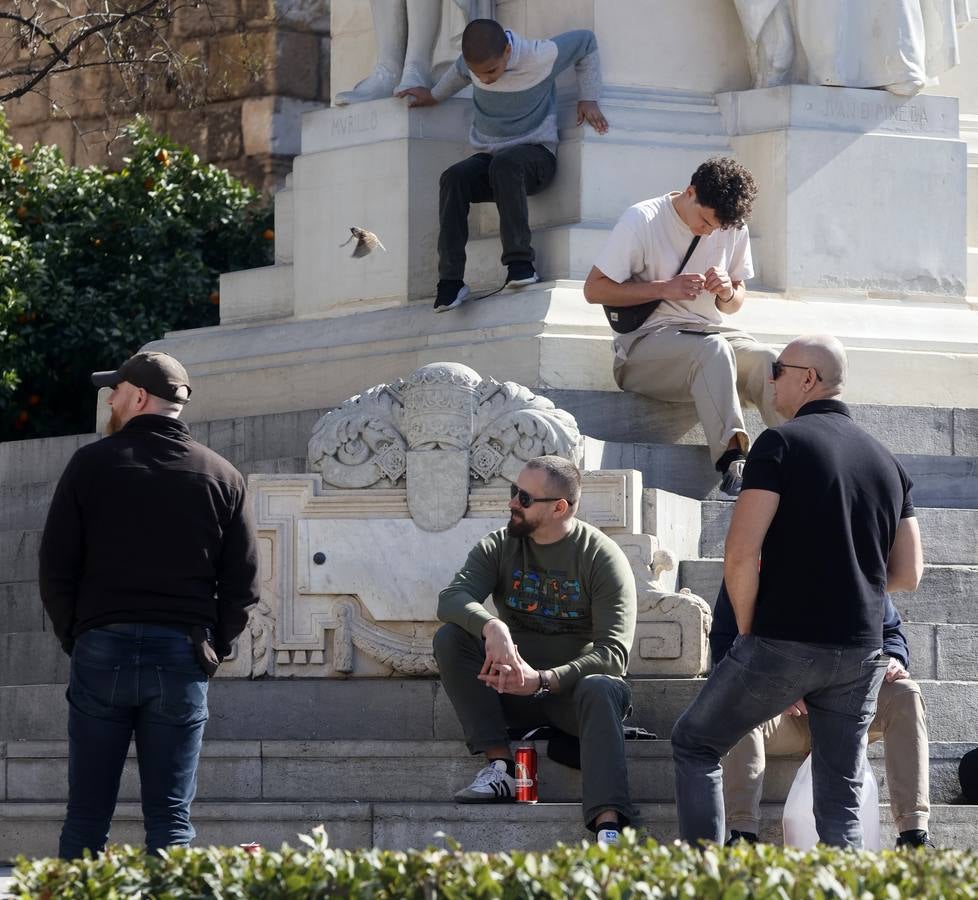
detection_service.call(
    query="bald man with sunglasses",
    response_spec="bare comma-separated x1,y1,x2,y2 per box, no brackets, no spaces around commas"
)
671,334,924,849
433,455,638,842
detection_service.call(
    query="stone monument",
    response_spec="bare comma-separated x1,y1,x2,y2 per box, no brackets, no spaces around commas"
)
146,0,978,429
230,363,710,679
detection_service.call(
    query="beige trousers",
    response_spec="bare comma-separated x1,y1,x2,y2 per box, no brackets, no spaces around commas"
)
613,324,782,464
722,677,930,834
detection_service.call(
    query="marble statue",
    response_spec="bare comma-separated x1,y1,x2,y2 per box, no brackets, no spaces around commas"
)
735,0,976,95
335,0,493,106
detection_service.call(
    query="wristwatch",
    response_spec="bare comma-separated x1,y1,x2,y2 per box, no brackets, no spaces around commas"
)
532,670,552,699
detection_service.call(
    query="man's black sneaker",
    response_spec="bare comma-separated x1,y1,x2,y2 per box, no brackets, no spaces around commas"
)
506,262,540,287
724,830,759,846
896,829,936,849
434,280,470,312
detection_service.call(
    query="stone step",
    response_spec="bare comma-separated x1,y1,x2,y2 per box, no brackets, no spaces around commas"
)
3,677,977,743
0,584,44,634
678,560,978,627
0,434,96,491
0,800,975,860
586,438,978,507
0,634,68,687
0,455,309,532
0,531,40,584
699,503,978,565
2,739,972,808
0,414,326,493
1,396,969,498
10,587,978,684
544,390,974,460
2,397,974,529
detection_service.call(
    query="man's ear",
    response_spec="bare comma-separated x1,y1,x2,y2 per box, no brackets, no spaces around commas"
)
133,387,150,410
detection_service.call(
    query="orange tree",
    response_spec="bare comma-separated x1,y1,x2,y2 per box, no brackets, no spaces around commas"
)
0,115,273,440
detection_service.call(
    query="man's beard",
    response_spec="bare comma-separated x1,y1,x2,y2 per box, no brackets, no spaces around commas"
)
507,511,537,539
106,407,123,435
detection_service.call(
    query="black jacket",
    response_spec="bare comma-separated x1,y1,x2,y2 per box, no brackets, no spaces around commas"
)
39,414,260,657
710,580,910,670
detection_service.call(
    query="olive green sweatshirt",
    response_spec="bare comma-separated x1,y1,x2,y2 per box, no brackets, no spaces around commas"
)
437,519,637,690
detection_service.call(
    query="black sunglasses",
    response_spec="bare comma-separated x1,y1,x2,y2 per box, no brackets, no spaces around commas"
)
772,359,823,382
510,483,565,509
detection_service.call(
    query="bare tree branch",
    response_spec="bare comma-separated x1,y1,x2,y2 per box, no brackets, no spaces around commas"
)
0,0,219,106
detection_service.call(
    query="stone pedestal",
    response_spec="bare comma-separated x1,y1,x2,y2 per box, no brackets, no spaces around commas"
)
230,364,710,679
143,0,978,430
718,85,968,295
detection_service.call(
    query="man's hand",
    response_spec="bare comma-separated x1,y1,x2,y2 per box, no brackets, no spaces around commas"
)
577,100,608,134
783,698,808,717
396,86,437,107
479,646,549,696
704,266,733,301
480,619,524,691
662,273,706,301
479,658,539,696
885,656,909,683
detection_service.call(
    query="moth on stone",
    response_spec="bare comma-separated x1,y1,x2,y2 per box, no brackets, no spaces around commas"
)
340,227,387,258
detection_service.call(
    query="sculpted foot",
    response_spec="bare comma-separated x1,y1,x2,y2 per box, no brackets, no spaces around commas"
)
395,62,433,94
335,64,401,106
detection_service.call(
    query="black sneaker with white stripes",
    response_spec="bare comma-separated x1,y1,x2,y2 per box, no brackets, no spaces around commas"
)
506,261,539,287
454,759,516,803
434,279,470,312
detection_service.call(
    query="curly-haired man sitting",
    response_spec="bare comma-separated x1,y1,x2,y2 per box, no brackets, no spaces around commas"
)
583,157,781,496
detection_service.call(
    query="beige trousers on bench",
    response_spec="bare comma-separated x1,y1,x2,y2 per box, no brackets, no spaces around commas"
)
613,324,782,464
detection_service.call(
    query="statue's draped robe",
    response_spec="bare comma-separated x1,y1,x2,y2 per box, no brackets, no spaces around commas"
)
735,0,976,93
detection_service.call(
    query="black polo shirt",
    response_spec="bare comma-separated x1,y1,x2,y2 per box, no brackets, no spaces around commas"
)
741,399,914,646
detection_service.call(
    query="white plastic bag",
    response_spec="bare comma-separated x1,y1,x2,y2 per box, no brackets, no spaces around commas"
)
782,752,880,850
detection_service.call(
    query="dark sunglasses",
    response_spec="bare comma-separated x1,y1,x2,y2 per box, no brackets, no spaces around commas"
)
772,359,823,382
510,483,564,509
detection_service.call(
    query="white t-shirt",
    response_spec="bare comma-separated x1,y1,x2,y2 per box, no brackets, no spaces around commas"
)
593,192,754,334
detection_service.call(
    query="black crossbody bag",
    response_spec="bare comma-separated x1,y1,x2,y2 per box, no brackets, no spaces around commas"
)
602,235,701,334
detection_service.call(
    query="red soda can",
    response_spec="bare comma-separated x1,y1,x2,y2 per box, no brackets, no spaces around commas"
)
515,744,538,803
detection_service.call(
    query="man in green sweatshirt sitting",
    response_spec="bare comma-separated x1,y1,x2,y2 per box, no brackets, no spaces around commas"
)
398,19,607,311
433,456,637,843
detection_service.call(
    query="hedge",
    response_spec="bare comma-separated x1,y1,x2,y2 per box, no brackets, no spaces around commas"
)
0,114,273,441
10,827,978,899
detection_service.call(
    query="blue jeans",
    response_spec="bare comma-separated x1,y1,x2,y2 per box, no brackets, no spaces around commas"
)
671,634,888,848
59,624,209,859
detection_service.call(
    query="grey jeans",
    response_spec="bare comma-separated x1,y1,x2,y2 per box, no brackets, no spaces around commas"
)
433,623,638,829
671,634,888,848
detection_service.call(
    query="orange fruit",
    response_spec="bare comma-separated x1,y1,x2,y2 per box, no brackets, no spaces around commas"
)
262,228,275,241
155,148,170,167
10,156,22,170
209,291,220,305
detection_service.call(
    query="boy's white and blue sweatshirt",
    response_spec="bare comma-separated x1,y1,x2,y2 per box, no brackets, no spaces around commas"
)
430,29,601,155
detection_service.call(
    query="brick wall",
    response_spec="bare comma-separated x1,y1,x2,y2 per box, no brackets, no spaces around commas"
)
0,0,330,194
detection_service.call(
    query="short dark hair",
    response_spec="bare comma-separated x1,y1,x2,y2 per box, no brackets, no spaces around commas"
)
462,19,508,64
689,157,757,229
525,456,581,508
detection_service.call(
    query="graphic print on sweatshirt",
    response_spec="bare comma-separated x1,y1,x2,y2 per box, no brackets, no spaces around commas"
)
506,567,587,621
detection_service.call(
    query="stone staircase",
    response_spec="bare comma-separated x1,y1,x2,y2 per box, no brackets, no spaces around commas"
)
2,394,977,859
